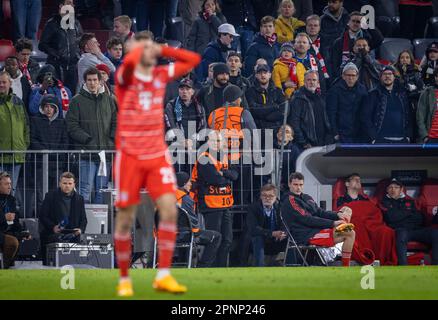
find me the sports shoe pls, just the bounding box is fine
[117,278,134,297]
[335,223,355,233]
[153,274,187,294]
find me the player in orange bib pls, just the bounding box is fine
[113,34,201,297]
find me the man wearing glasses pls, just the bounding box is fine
[246,184,287,267]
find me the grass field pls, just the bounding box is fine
[1,267,438,300]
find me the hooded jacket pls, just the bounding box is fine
[320,6,349,52]
[244,33,281,77]
[186,11,227,55]
[200,39,236,80]
[272,58,306,98]
[39,14,83,66]
[66,85,117,152]
[0,91,30,163]
[30,95,68,152]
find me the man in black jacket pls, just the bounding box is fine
[289,70,333,149]
[246,184,287,266]
[39,172,87,264]
[380,179,438,265]
[227,52,251,94]
[15,38,40,85]
[39,0,83,94]
[3,56,31,110]
[281,172,355,266]
[246,64,286,131]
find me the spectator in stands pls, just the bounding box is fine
[244,16,281,77]
[180,0,203,46]
[326,62,368,143]
[293,0,313,22]
[197,63,248,115]
[293,33,327,92]
[113,15,134,44]
[193,130,238,267]
[165,78,206,147]
[272,43,305,99]
[275,125,302,192]
[420,42,438,88]
[320,0,349,56]
[0,71,29,193]
[66,67,117,204]
[306,15,330,82]
[175,172,221,268]
[394,50,424,142]
[96,64,113,95]
[77,33,116,90]
[0,171,27,269]
[380,178,438,265]
[201,62,218,87]
[246,64,286,131]
[3,56,31,109]
[10,0,41,41]
[186,0,227,56]
[289,70,333,149]
[336,173,368,207]
[247,184,287,267]
[227,52,251,93]
[417,68,438,144]
[341,37,381,91]
[247,58,269,85]
[15,38,40,85]
[39,172,87,264]
[104,37,124,87]
[281,172,355,266]
[199,23,238,80]
[274,0,305,44]
[39,0,83,95]
[362,66,412,144]
[29,65,72,117]
[29,94,68,212]
[331,11,384,80]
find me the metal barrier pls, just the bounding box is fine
[0,149,297,218]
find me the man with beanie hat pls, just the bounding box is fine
[417,67,438,144]
[421,41,438,87]
[175,172,221,268]
[326,61,368,143]
[197,63,248,115]
[362,65,412,144]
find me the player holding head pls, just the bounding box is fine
[114,32,201,297]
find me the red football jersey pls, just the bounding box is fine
[115,46,201,159]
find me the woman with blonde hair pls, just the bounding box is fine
[274,0,305,44]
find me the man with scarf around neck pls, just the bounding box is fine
[330,11,383,81]
[293,33,327,93]
[288,70,333,149]
[244,16,281,77]
[380,179,438,265]
[417,68,438,144]
[281,172,355,266]
[3,56,31,110]
[305,15,330,81]
[420,42,438,88]
[15,38,40,85]
[0,71,30,194]
[28,64,73,117]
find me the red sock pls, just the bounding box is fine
[114,233,132,278]
[158,221,177,269]
[342,251,352,267]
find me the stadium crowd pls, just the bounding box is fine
[1,0,438,268]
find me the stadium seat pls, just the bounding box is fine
[417,178,438,227]
[376,16,394,37]
[0,39,16,62]
[424,16,438,38]
[413,38,438,60]
[1,0,13,41]
[17,218,40,258]
[392,16,401,38]
[378,38,413,63]
[79,17,102,30]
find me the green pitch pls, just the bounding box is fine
[1,267,438,300]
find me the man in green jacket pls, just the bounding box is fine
[0,71,30,194]
[66,67,117,204]
[417,68,438,144]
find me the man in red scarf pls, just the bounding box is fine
[15,38,40,85]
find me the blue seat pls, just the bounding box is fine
[378,38,413,63]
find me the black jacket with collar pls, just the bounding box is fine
[380,195,423,230]
[281,192,339,245]
[246,199,282,238]
[0,194,22,245]
[39,188,87,237]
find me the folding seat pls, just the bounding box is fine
[424,16,438,38]
[417,178,438,227]
[378,38,413,63]
[79,17,102,30]
[413,38,438,60]
[376,16,394,38]
[0,39,15,62]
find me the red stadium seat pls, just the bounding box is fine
[79,17,103,30]
[417,178,438,227]
[0,40,16,62]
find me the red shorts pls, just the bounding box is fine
[308,228,335,247]
[114,151,176,208]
